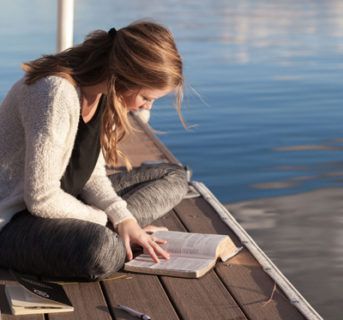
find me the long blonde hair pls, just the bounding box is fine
[22,20,184,169]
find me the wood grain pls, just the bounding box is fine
[47,282,112,320]
[174,198,305,320]
[154,212,247,320]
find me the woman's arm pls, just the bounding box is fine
[22,77,107,226]
[80,150,173,263]
[79,152,136,227]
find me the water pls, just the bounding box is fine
[1,1,343,318]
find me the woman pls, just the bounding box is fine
[0,20,188,280]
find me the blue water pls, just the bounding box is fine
[1,1,343,318]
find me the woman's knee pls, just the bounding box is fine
[81,225,126,280]
[0,214,127,280]
[155,163,188,185]
[133,164,189,225]
[162,164,189,197]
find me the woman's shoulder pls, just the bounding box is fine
[2,75,81,127]
[21,75,80,113]
[28,75,78,98]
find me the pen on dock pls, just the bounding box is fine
[116,304,151,320]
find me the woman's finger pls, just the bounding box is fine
[152,237,167,244]
[144,243,160,263]
[144,225,169,234]
[150,240,170,260]
[124,234,133,261]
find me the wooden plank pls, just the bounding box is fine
[174,198,305,320]
[130,116,180,164]
[117,136,166,168]
[101,264,180,320]
[102,210,247,320]
[101,211,180,320]
[154,211,248,320]
[0,268,44,320]
[116,115,169,168]
[47,281,112,320]
[161,272,247,320]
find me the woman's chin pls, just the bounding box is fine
[132,109,151,123]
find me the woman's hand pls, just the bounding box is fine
[143,224,169,234]
[116,218,170,263]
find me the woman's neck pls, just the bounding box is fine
[80,83,106,123]
[80,83,106,101]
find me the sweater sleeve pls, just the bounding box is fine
[79,152,136,227]
[21,77,108,226]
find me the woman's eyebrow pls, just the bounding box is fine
[142,95,156,100]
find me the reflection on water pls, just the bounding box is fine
[1,0,343,319]
[227,188,343,318]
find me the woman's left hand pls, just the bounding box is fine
[116,218,170,263]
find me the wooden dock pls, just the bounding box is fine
[0,114,321,320]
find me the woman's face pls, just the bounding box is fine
[122,88,172,112]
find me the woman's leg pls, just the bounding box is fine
[0,210,126,280]
[108,163,188,227]
[0,163,188,280]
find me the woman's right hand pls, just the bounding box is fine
[116,218,170,263]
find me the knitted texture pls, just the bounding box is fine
[0,76,134,231]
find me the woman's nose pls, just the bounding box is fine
[141,101,153,110]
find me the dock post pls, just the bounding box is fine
[57,0,74,52]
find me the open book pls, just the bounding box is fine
[124,230,242,278]
[5,271,73,315]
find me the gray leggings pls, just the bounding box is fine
[0,163,188,280]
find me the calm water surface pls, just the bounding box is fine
[1,1,343,318]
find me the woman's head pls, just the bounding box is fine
[22,20,184,169]
[109,20,183,95]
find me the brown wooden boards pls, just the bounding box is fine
[101,211,181,320]
[117,118,169,168]
[102,272,179,320]
[155,212,248,320]
[174,198,305,320]
[47,282,112,320]
[102,211,247,320]
[101,213,179,320]
[131,117,180,164]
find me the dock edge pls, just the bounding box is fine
[192,181,323,320]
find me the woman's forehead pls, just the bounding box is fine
[139,87,172,99]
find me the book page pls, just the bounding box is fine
[152,231,227,258]
[220,245,244,261]
[125,254,213,273]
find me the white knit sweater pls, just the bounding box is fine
[0,76,135,232]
